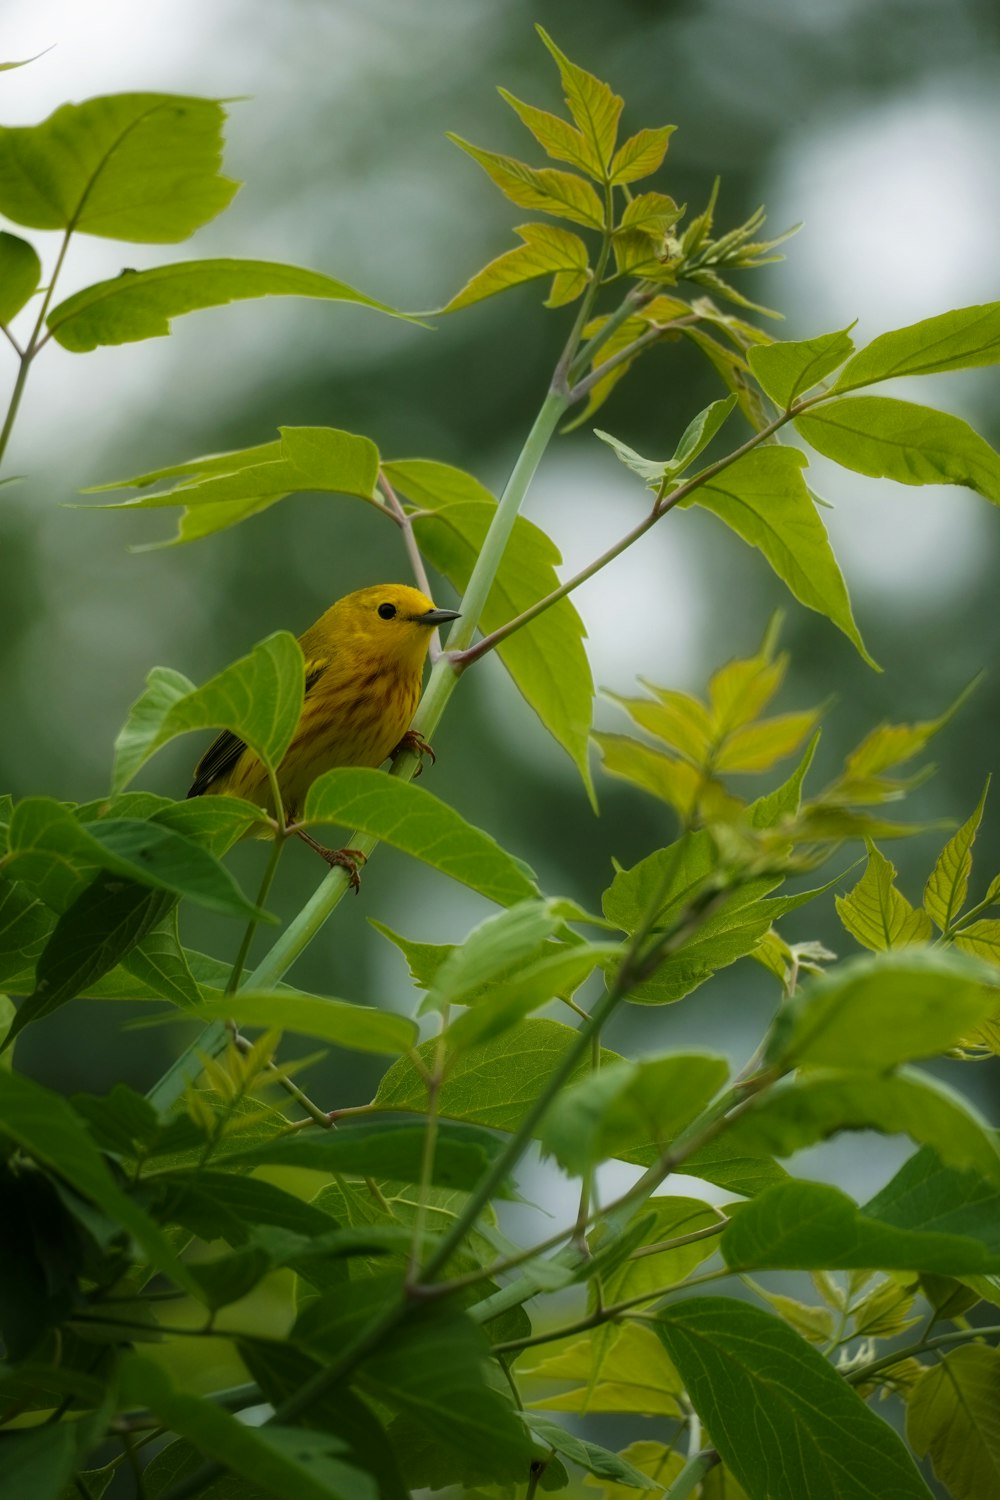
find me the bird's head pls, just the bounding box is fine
[334,584,461,667]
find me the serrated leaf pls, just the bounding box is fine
[420,899,563,1013]
[954,919,1000,966]
[747,326,855,409]
[907,1345,1000,1500]
[768,947,997,1069]
[723,1178,1000,1275]
[796,395,1000,505]
[593,733,741,822]
[304,767,537,906]
[679,446,877,668]
[536,27,623,167]
[539,1053,729,1174]
[0,231,41,324]
[449,135,605,228]
[834,302,1000,392]
[0,94,237,242]
[925,779,990,932]
[497,89,600,177]
[369,918,452,990]
[610,126,676,185]
[439,223,589,313]
[653,1299,934,1499]
[835,843,933,951]
[113,631,303,792]
[47,258,419,352]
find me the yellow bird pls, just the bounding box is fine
[188,583,460,883]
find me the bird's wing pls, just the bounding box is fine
[186,656,330,798]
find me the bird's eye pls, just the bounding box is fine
[377,602,397,620]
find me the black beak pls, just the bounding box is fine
[418,607,461,626]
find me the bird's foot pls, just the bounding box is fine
[391,730,436,778]
[294,830,367,891]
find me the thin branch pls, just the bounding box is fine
[378,469,438,616]
[663,1449,721,1499]
[0,324,23,357]
[846,1322,1000,1386]
[568,315,700,402]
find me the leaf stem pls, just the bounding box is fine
[846,1322,1000,1386]
[0,228,73,472]
[662,1449,721,1499]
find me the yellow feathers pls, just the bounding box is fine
[187,584,460,822]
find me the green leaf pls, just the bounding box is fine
[607,685,712,764]
[796,395,1000,505]
[594,1196,726,1305]
[954,919,1000,966]
[723,1178,1000,1274]
[214,1118,510,1193]
[294,1289,533,1483]
[113,630,304,792]
[119,1354,375,1500]
[444,942,616,1052]
[679,446,876,668]
[834,302,1000,392]
[0,1070,198,1292]
[439,223,589,313]
[369,919,453,990]
[0,877,53,985]
[304,767,538,906]
[420,899,564,1013]
[521,1321,683,1417]
[188,989,417,1055]
[925,779,990,932]
[144,1441,272,1499]
[835,843,933,950]
[653,1299,934,1499]
[539,1053,729,1174]
[747,326,855,408]
[523,1413,658,1489]
[727,1069,1000,1185]
[123,915,202,1008]
[5,798,271,920]
[595,398,736,489]
[747,732,820,828]
[90,426,380,548]
[0,232,41,324]
[48,259,419,352]
[0,1425,77,1499]
[393,469,594,800]
[375,1017,782,1195]
[609,126,676,185]
[448,135,605,228]
[907,1345,1000,1500]
[536,27,623,168]
[5,878,175,1047]
[497,89,600,177]
[0,94,237,242]
[767,948,998,1069]
[593,733,742,823]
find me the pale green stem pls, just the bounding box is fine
[663,1450,720,1499]
[846,1322,1000,1386]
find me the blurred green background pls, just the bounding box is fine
[3,0,999,1218]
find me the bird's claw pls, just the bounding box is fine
[294,829,367,891]
[391,730,437,778]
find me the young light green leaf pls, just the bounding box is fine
[768,947,997,1070]
[538,1053,729,1175]
[610,126,676,185]
[747,326,855,409]
[448,135,605,228]
[680,446,877,668]
[438,223,589,314]
[728,1069,1000,1185]
[595,399,737,492]
[925,779,990,932]
[187,990,417,1055]
[653,1298,935,1500]
[594,733,742,823]
[402,488,594,801]
[521,1322,684,1417]
[496,89,599,177]
[618,190,683,238]
[907,1345,1000,1500]
[303,768,538,906]
[954,919,1000,966]
[113,630,304,792]
[0,1069,199,1292]
[796,396,1000,505]
[0,231,41,324]
[119,1355,374,1500]
[723,1178,1000,1275]
[536,27,623,168]
[834,302,1000,392]
[0,94,237,242]
[835,843,933,950]
[48,259,421,352]
[610,684,713,764]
